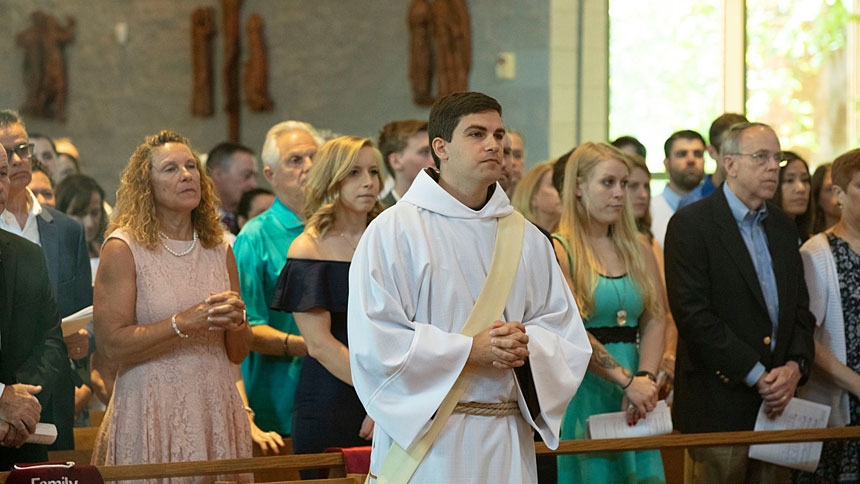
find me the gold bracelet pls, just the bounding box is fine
[282,333,290,356]
[243,405,255,419]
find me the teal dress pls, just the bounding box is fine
[554,237,666,483]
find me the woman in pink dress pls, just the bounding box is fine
[92,130,252,482]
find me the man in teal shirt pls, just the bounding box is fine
[234,120,323,437]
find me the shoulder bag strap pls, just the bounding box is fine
[373,211,526,484]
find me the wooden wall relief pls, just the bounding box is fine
[408,0,433,106]
[222,0,241,141]
[17,11,76,123]
[243,14,273,112]
[191,7,216,117]
[408,0,471,106]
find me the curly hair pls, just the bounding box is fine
[108,130,223,250]
[303,136,384,238]
[557,142,662,320]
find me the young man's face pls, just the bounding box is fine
[392,130,433,186]
[434,110,506,190]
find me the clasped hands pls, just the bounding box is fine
[177,291,247,334]
[756,361,801,419]
[469,320,529,370]
[0,384,42,448]
[623,375,658,425]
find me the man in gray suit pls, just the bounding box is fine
[0,109,89,451]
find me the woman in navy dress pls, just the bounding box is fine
[272,136,383,470]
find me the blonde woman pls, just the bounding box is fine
[511,161,562,233]
[271,136,381,468]
[553,142,666,483]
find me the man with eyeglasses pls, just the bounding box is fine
[233,121,322,444]
[0,139,67,470]
[664,122,815,483]
[0,109,91,451]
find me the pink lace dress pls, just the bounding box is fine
[92,229,252,483]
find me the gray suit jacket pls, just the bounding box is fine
[35,206,91,450]
[36,206,92,318]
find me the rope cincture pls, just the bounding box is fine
[452,401,520,417]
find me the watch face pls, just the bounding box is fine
[794,358,808,375]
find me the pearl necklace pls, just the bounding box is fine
[159,231,198,257]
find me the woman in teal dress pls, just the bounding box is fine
[552,142,667,483]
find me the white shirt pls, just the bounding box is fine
[0,188,42,246]
[348,170,592,483]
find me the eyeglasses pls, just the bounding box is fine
[728,151,788,166]
[4,143,34,161]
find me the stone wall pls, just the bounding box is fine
[0,0,553,200]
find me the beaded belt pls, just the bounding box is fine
[590,326,637,344]
[452,401,520,417]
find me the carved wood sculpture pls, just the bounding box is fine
[243,14,273,112]
[191,7,216,117]
[449,0,471,88]
[408,0,471,106]
[16,11,75,123]
[222,0,241,141]
[408,0,433,106]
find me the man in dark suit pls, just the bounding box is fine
[0,110,88,451]
[665,122,815,483]
[0,148,68,469]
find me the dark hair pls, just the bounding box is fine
[627,153,653,237]
[552,147,575,193]
[611,135,646,158]
[663,130,706,159]
[810,163,832,234]
[206,141,255,173]
[30,157,47,174]
[237,187,274,221]
[0,109,24,129]
[709,113,748,154]
[54,174,108,242]
[378,120,428,176]
[772,152,812,241]
[428,92,502,167]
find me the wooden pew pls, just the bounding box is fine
[5,427,858,484]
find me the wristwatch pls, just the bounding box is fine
[789,357,809,380]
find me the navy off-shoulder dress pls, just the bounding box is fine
[271,258,367,455]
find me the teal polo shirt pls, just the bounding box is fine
[234,198,304,435]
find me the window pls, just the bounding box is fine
[610,0,859,174]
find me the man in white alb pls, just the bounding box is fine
[348,91,592,483]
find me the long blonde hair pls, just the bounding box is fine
[511,161,554,225]
[303,136,384,237]
[557,142,661,319]
[109,130,223,250]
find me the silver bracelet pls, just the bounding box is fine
[171,313,190,339]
